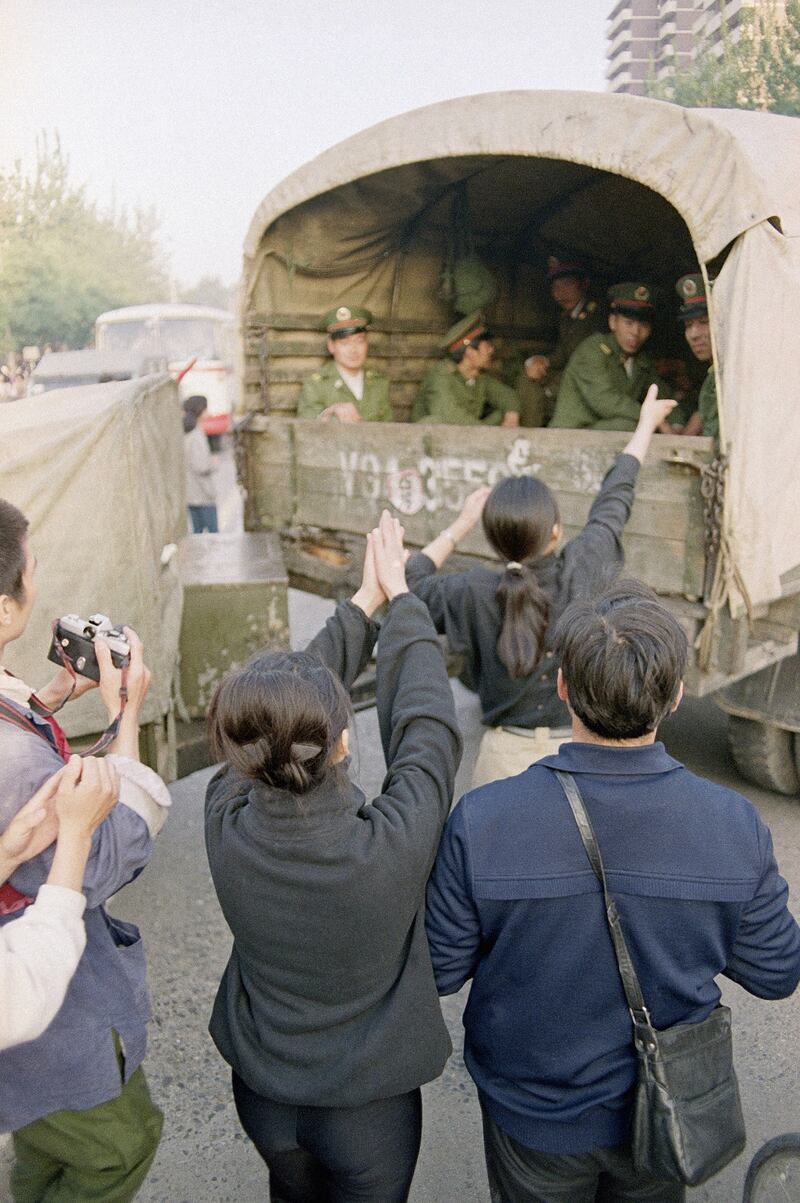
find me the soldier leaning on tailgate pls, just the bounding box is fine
[516,258,607,428]
[549,283,677,433]
[413,313,520,427]
[674,273,719,444]
[297,306,393,423]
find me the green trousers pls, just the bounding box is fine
[10,1063,162,1203]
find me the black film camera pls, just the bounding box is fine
[48,613,131,683]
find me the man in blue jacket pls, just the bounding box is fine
[426,581,800,1202]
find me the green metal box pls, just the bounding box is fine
[177,532,289,719]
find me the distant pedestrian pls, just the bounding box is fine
[183,395,219,533]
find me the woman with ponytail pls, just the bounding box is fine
[407,387,676,787]
[204,511,461,1203]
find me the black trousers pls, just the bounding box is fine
[482,1109,685,1203]
[232,1071,422,1203]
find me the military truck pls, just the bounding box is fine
[234,90,800,794]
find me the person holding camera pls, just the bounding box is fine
[205,510,462,1203]
[0,756,119,1051]
[0,498,170,1203]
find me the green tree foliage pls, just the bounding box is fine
[179,275,235,311]
[0,136,169,355]
[647,1,800,116]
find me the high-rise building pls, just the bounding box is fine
[606,1,785,93]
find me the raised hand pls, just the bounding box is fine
[372,510,409,602]
[350,532,387,617]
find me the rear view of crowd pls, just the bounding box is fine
[0,358,795,1202]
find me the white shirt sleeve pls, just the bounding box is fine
[105,755,172,839]
[0,884,87,1051]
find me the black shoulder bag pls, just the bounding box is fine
[555,769,746,1187]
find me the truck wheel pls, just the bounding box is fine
[728,717,800,796]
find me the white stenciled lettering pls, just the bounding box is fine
[360,453,381,500]
[339,450,361,499]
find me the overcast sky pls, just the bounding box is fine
[1,1,608,288]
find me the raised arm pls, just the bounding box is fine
[621,387,677,462]
[368,511,462,844]
[564,389,677,577]
[304,534,383,688]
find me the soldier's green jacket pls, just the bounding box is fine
[413,361,518,425]
[297,361,393,421]
[515,300,608,426]
[698,365,719,443]
[548,299,608,373]
[549,332,668,431]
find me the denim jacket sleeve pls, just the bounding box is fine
[0,721,155,910]
[425,797,482,995]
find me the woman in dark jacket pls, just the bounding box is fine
[406,389,675,787]
[204,511,462,1203]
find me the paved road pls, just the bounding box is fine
[3,589,799,1201]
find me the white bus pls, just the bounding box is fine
[94,303,236,434]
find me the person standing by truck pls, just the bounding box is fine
[425,580,800,1203]
[183,394,220,533]
[205,512,461,1203]
[407,389,676,787]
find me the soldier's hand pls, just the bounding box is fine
[320,401,362,423]
[524,356,549,381]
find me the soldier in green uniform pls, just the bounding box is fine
[516,258,607,427]
[413,313,519,426]
[297,306,393,422]
[549,283,672,431]
[673,273,719,443]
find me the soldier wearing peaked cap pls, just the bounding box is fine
[413,312,519,426]
[674,273,719,443]
[516,258,607,427]
[297,305,393,422]
[549,283,674,431]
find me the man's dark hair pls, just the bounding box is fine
[553,579,687,740]
[0,499,29,601]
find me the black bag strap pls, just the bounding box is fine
[554,769,654,1031]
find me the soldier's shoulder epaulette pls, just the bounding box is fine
[599,342,612,355]
[587,301,597,313]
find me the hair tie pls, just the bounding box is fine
[506,561,523,573]
[290,742,323,763]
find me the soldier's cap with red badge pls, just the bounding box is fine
[675,273,708,322]
[608,282,655,319]
[322,305,373,339]
[546,256,589,282]
[440,311,490,354]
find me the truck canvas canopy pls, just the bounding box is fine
[241,90,800,613]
